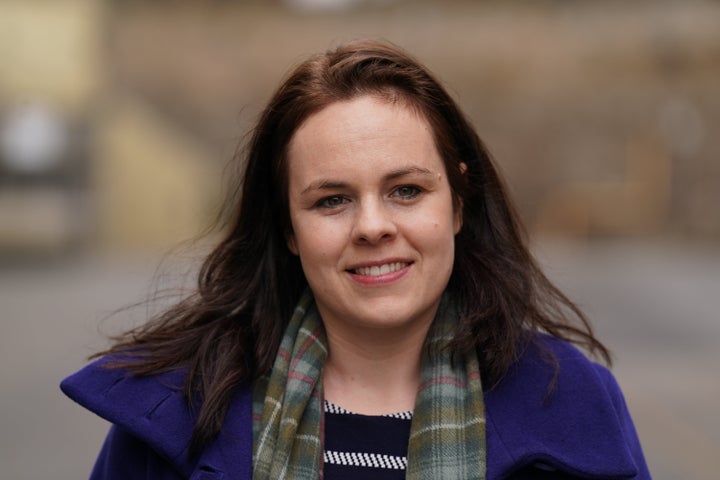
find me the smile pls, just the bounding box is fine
[351,262,410,277]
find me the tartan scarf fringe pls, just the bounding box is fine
[252,291,486,479]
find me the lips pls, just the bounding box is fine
[351,261,410,277]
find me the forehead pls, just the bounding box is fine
[286,96,443,183]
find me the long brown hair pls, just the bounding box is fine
[101,40,610,453]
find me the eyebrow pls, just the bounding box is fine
[300,166,435,195]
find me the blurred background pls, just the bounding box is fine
[1,0,718,478]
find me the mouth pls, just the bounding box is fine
[349,261,411,277]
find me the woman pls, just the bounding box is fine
[62,40,650,479]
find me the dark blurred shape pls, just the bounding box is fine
[0,103,91,257]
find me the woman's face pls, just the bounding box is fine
[286,95,461,338]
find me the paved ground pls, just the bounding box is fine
[1,239,718,479]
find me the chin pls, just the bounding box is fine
[354,302,436,330]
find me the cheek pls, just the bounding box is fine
[294,222,344,264]
[417,202,457,238]
[412,218,455,252]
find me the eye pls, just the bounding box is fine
[317,195,348,209]
[393,185,422,199]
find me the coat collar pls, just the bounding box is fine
[60,359,253,479]
[61,336,643,479]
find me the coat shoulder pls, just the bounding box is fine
[61,357,197,474]
[485,333,651,479]
[60,356,254,478]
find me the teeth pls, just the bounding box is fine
[355,262,407,276]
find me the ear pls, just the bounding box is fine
[286,230,299,255]
[453,203,463,235]
[453,162,467,234]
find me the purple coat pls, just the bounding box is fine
[61,336,650,479]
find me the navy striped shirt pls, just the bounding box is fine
[323,400,413,480]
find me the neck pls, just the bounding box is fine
[322,320,431,415]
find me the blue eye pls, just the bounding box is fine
[394,185,421,199]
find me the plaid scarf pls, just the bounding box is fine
[252,290,486,479]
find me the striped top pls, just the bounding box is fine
[323,400,413,480]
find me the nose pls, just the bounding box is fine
[351,197,398,245]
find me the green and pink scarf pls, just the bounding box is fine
[252,290,486,479]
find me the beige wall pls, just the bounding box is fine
[0,0,218,252]
[0,0,101,113]
[93,97,218,249]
